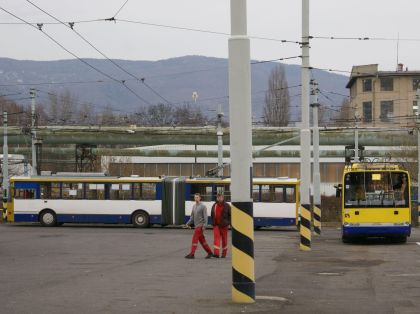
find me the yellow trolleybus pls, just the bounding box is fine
[340,163,411,242]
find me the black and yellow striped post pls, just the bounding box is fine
[300,204,311,251]
[231,202,255,303]
[313,205,321,235]
[2,198,7,222]
[418,203,420,227]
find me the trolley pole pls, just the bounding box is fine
[217,104,224,177]
[229,0,255,303]
[355,110,359,162]
[2,111,8,222]
[30,88,37,176]
[299,0,312,251]
[310,80,321,235]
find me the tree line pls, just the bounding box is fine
[1,65,347,127]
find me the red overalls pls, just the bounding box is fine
[213,203,228,257]
[190,226,212,255]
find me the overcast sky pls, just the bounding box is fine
[1,0,419,72]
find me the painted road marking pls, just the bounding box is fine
[387,273,420,277]
[317,272,342,276]
[256,296,289,302]
[416,242,420,246]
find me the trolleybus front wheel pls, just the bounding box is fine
[39,209,57,227]
[132,210,150,228]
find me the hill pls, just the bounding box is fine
[0,56,349,123]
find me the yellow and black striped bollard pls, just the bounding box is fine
[231,202,255,303]
[300,204,311,251]
[313,205,321,235]
[2,199,7,222]
[418,203,420,226]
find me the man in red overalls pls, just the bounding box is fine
[184,193,213,259]
[211,193,231,258]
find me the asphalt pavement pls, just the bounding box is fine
[1,223,419,314]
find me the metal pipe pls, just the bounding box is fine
[2,111,8,221]
[300,0,312,251]
[0,147,414,159]
[0,127,416,146]
[229,0,255,303]
[311,80,321,235]
[30,88,37,176]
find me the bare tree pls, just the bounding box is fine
[78,103,98,125]
[173,104,206,126]
[100,105,117,126]
[147,103,174,126]
[47,90,78,124]
[263,65,290,126]
[335,98,353,126]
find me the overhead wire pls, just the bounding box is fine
[113,0,129,18]
[0,5,152,106]
[310,35,420,42]
[24,0,162,105]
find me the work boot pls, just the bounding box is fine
[205,253,212,259]
[221,255,226,258]
[185,254,195,259]
[212,254,219,258]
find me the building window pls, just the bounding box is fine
[380,78,393,91]
[414,101,419,116]
[380,101,394,122]
[413,78,420,91]
[362,79,372,92]
[363,101,372,123]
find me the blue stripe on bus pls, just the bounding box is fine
[254,217,296,227]
[14,214,162,225]
[14,214,39,222]
[183,216,296,227]
[343,225,411,237]
[14,213,296,227]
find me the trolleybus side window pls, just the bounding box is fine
[133,183,156,200]
[285,186,296,203]
[14,188,36,199]
[259,184,295,203]
[87,183,105,200]
[252,185,261,202]
[62,182,84,200]
[40,182,61,199]
[109,183,132,200]
[189,184,213,201]
[215,185,231,202]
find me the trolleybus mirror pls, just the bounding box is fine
[334,184,342,198]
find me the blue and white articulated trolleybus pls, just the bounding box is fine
[7,175,300,228]
[339,163,411,242]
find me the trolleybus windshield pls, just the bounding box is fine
[344,171,409,208]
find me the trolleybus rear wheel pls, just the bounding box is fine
[39,209,57,227]
[132,210,150,228]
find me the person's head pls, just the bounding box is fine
[194,193,201,203]
[216,193,224,203]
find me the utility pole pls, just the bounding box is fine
[30,88,37,176]
[299,0,311,251]
[229,0,255,303]
[217,104,224,177]
[310,80,321,235]
[2,111,8,222]
[417,87,420,226]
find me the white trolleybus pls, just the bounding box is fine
[7,175,299,228]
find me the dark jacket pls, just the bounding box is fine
[211,202,231,227]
